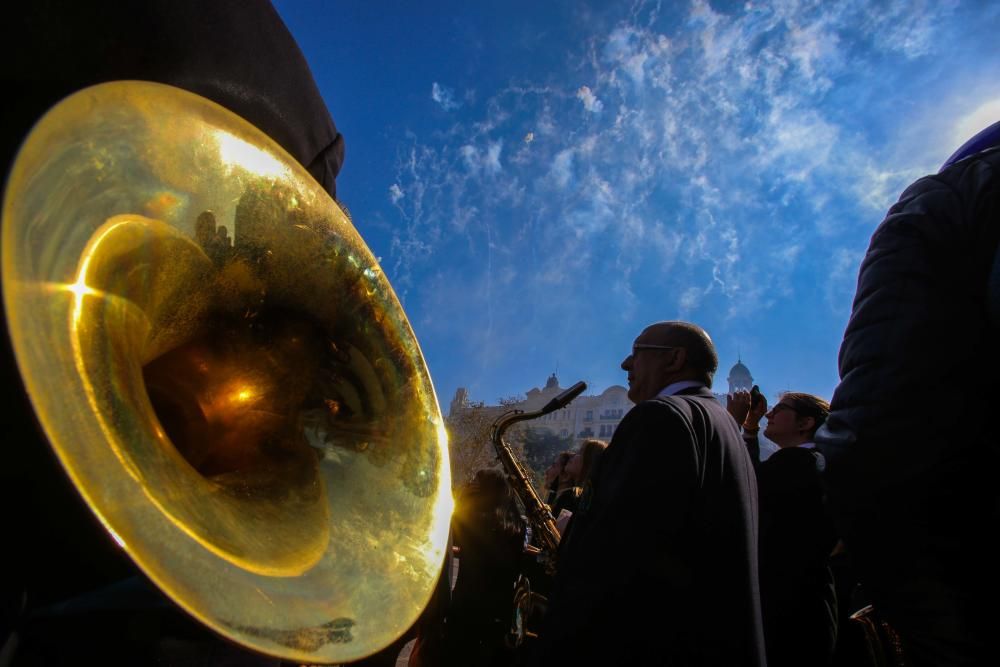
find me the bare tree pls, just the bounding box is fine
[447,396,531,487]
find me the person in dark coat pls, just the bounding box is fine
[744,391,838,667]
[815,122,1000,666]
[534,321,765,667]
[443,468,526,667]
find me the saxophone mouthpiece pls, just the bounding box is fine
[542,381,587,414]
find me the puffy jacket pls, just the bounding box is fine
[815,147,1000,663]
[817,146,1000,529]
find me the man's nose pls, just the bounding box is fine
[621,356,631,370]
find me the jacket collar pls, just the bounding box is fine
[655,380,709,399]
[674,385,715,399]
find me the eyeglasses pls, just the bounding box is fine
[629,344,679,358]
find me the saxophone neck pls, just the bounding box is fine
[490,408,539,444]
[489,380,587,442]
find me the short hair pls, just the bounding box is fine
[661,321,719,387]
[780,392,830,439]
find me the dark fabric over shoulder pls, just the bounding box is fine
[820,149,1000,512]
[817,147,1000,665]
[2,0,344,198]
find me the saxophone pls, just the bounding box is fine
[489,381,587,647]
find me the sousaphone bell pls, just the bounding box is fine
[1,81,452,664]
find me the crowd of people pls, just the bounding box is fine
[440,117,1000,667]
[448,254,996,667]
[449,118,1000,663]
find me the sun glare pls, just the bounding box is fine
[65,218,134,328]
[952,97,1000,151]
[213,131,290,180]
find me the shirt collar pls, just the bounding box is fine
[655,380,706,399]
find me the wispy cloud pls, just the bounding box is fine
[951,97,1000,154]
[826,245,866,317]
[431,81,461,111]
[389,183,404,203]
[550,149,574,187]
[376,0,990,399]
[576,85,604,113]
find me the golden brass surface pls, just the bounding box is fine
[2,81,452,663]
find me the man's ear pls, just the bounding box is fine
[798,415,816,436]
[667,347,688,372]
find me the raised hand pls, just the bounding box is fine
[745,385,767,430]
[727,389,751,427]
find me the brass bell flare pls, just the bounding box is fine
[2,81,452,664]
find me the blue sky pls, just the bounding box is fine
[273,0,1000,409]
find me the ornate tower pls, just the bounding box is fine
[449,387,469,417]
[727,358,754,393]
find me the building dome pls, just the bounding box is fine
[545,373,560,389]
[727,360,753,392]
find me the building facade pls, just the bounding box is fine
[450,359,776,455]
[449,374,631,447]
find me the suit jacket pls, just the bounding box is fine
[536,386,765,666]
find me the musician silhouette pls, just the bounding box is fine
[535,321,765,666]
[443,468,526,667]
